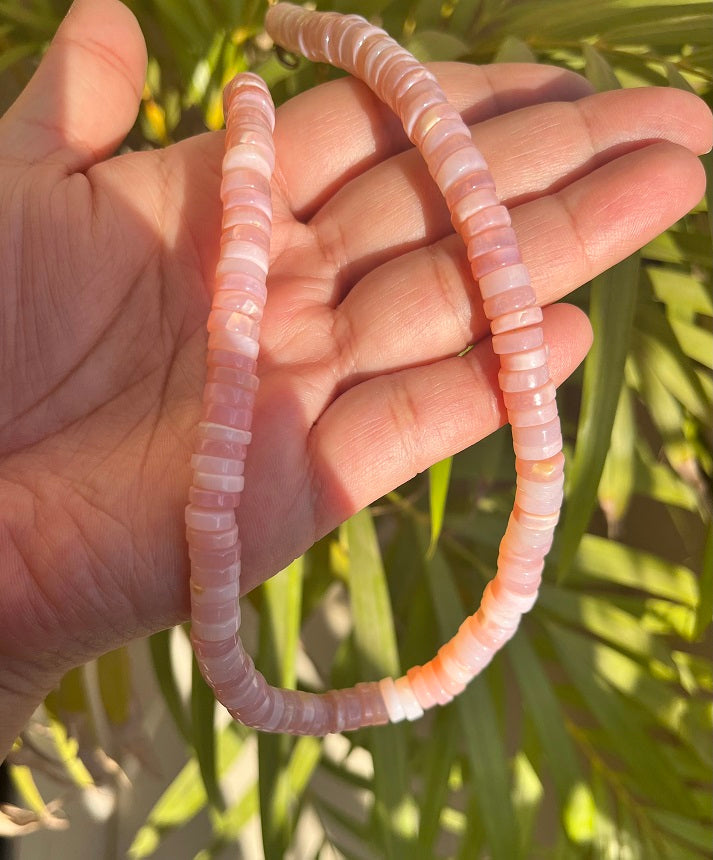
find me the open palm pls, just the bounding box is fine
[0,0,710,753]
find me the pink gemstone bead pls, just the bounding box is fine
[499,346,549,372]
[503,381,556,412]
[189,486,242,509]
[478,263,531,300]
[509,399,559,427]
[192,471,246,493]
[498,365,551,392]
[490,306,543,335]
[483,285,536,319]
[185,505,236,531]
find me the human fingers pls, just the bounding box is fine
[330,140,705,378]
[0,0,146,171]
[310,86,712,301]
[274,62,594,219]
[309,303,592,525]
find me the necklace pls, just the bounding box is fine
[186,3,564,735]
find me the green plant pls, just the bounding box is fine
[2,1,711,857]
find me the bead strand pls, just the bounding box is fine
[188,5,565,735]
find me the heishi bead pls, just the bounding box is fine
[490,305,543,334]
[503,381,556,411]
[394,676,424,720]
[185,505,236,531]
[483,285,536,319]
[500,346,549,372]
[379,677,406,722]
[407,665,438,709]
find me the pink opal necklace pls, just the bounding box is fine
[186,3,564,735]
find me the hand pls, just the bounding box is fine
[0,0,710,754]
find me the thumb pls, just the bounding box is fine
[0,0,147,172]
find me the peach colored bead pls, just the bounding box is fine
[418,661,454,705]
[212,291,264,320]
[407,666,438,709]
[437,641,473,685]
[431,657,466,697]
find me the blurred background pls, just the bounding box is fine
[1,1,711,858]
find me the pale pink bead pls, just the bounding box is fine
[452,622,495,671]
[467,227,518,264]
[498,365,551,392]
[472,245,523,280]
[207,329,259,360]
[186,523,240,550]
[189,543,240,570]
[414,108,463,152]
[451,188,501,229]
[222,223,270,250]
[212,290,264,321]
[222,143,274,178]
[214,271,267,301]
[220,239,269,274]
[194,437,247,461]
[478,263,531,300]
[428,132,476,176]
[435,148,489,194]
[490,306,543,335]
[192,471,246,493]
[197,421,251,445]
[220,179,272,215]
[343,22,383,68]
[185,504,236,531]
[201,402,253,430]
[497,549,545,580]
[216,260,266,290]
[492,324,543,354]
[190,454,245,476]
[190,580,240,606]
[189,486,242,509]
[462,204,511,238]
[509,400,559,428]
[490,578,539,614]
[399,79,446,138]
[468,612,518,650]
[222,206,271,236]
[191,560,241,588]
[195,642,244,685]
[203,382,257,410]
[516,451,565,481]
[513,436,563,462]
[514,504,561,531]
[207,311,260,342]
[260,693,287,732]
[191,596,238,627]
[503,381,556,412]
[500,346,548,372]
[504,515,555,554]
[207,349,257,374]
[192,613,238,643]
[436,641,473,685]
[445,172,496,209]
[483,285,536,319]
[206,366,259,390]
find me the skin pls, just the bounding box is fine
[0,0,710,759]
